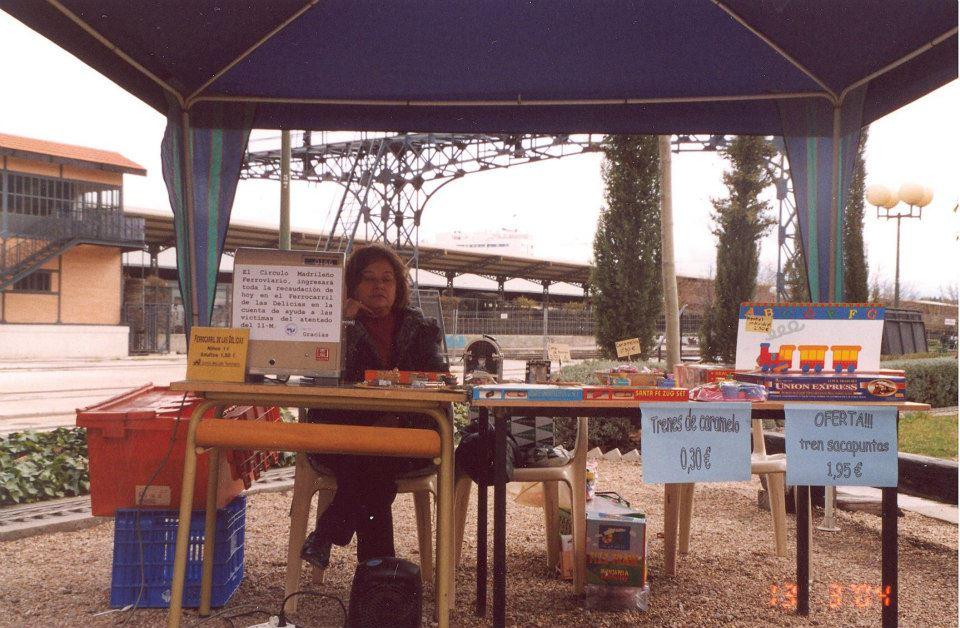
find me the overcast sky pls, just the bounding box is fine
[1,11,957,299]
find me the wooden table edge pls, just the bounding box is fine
[169,379,468,403]
[470,398,930,412]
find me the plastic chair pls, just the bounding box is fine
[285,453,437,612]
[677,418,788,557]
[454,416,591,593]
[750,418,788,556]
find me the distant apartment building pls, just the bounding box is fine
[432,228,535,257]
[0,132,146,359]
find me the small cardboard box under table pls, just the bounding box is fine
[559,493,647,588]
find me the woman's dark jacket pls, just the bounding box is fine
[342,305,446,383]
[307,306,447,429]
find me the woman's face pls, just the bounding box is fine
[355,258,397,317]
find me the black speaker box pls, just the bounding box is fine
[347,557,422,628]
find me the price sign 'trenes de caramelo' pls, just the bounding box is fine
[640,402,752,483]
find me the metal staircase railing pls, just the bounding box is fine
[1,235,76,289]
[1,210,145,290]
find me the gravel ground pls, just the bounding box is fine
[0,460,956,627]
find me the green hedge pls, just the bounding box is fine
[550,360,657,452]
[881,357,958,409]
[555,359,666,386]
[0,428,89,506]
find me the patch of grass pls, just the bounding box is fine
[899,412,958,460]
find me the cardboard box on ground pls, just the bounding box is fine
[559,493,647,589]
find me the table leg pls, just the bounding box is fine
[199,446,221,616]
[663,484,680,577]
[424,407,454,628]
[881,487,898,627]
[493,411,507,627]
[678,483,695,555]
[167,400,217,628]
[476,407,489,617]
[796,486,810,616]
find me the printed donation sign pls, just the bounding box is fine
[640,402,751,483]
[233,262,342,342]
[186,327,250,382]
[231,248,345,378]
[785,405,898,487]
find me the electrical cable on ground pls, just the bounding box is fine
[187,603,272,626]
[277,590,347,627]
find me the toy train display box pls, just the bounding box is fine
[755,342,863,374]
[735,303,885,373]
[734,370,906,401]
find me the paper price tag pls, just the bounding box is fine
[548,343,571,361]
[745,313,773,333]
[785,404,898,487]
[640,402,752,483]
[615,338,641,358]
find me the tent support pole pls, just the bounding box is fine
[181,110,199,331]
[828,106,841,301]
[280,130,292,250]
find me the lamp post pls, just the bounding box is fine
[865,183,934,307]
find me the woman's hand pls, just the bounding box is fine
[344,297,373,320]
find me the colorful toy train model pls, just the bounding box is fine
[756,343,862,373]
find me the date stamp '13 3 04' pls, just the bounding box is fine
[770,582,892,610]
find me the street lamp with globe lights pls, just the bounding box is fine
[865,182,934,306]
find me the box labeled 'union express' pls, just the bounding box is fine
[734,371,905,401]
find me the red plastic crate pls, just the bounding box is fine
[76,384,281,516]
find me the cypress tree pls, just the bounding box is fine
[843,128,870,302]
[783,252,811,302]
[591,135,663,359]
[700,136,776,363]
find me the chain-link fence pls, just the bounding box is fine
[442,304,703,338]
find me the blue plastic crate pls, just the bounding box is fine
[110,494,245,608]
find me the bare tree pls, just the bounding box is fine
[870,276,921,304]
[938,282,958,304]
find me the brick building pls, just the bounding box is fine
[0,132,145,359]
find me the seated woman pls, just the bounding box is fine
[301,243,447,568]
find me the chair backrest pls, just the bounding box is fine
[571,417,590,462]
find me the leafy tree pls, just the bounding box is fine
[591,135,663,359]
[844,127,870,301]
[783,252,810,301]
[700,136,776,362]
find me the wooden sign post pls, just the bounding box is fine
[547,343,571,368]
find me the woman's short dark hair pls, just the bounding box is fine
[344,243,410,312]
